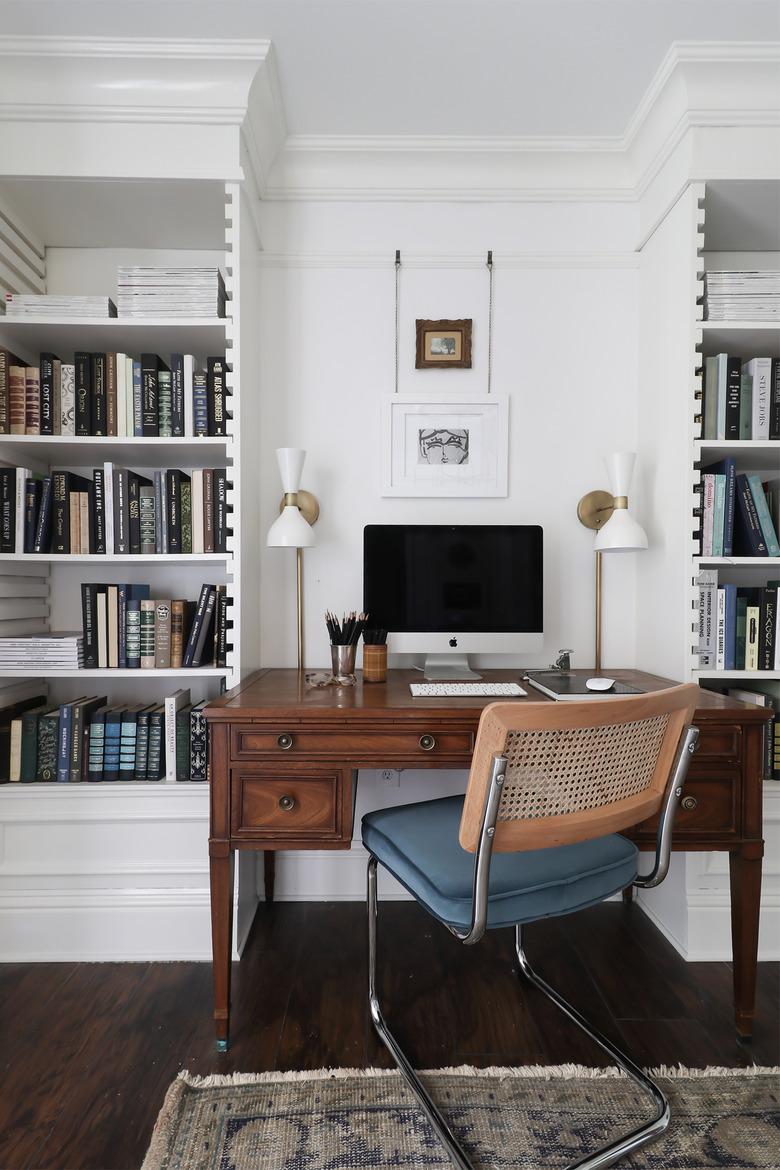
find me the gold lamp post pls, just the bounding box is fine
[577,452,648,673]
[266,448,320,673]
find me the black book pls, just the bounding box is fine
[170,353,185,437]
[52,471,91,554]
[90,353,107,436]
[23,478,42,554]
[102,709,124,782]
[127,472,152,555]
[33,475,53,553]
[213,468,229,553]
[759,588,777,671]
[189,701,208,781]
[91,468,106,555]
[39,352,59,436]
[733,474,769,556]
[0,695,47,782]
[182,583,216,667]
[215,586,230,668]
[166,469,190,554]
[141,353,168,437]
[112,467,130,554]
[207,356,228,437]
[81,582,99,668]
[0,467,15,553]
[74,351,92,436]
[771,358,780,441]
[147,706,165,781]
[725,356,741,441]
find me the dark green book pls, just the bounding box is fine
[20,704,54,782]
[36,709,60,781]
[175,704,192,781]
[134,706,152,780]
[147,706,165,782]
[180,477,192,555]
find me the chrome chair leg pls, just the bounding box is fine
[367,856,475,1170]
[514,924,670,1170]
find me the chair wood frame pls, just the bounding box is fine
[366,685,701,1169]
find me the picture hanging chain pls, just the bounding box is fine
[486,249,493,394]
[394,249,401,394]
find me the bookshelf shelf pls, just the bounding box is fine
[0,317,229,363]
[0,667,227,678]
[698,322,780,357]
[1,780,208,795]
[0,435,228,464]
[694,557,780,568]
[694,670,780,681]
[0,553,232,564]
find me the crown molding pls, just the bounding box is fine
[0,35,273,59]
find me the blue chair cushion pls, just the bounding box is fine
[362,795,638,932]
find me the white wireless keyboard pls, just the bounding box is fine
[409,682,527,697]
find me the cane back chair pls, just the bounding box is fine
[362,684,700,1170]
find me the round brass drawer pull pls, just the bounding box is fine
[278,794,296,812]
[419,734,436,751]
[681,795,698,811]
[277,733,294,750]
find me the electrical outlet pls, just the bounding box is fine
[379,768,400,786]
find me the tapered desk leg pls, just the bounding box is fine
[209,839,234,1052]
[264,851,276,903]
[729,842,763,1040]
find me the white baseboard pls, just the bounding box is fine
[639,890,780,961]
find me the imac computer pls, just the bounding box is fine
[363,524,543,680]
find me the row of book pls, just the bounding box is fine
[0,465,230,556]
[701,354,780,440]
[725,688,779,781]
[0,687,208,783]
[81,582,230,670]
[696,460,779,558]
[0,349,229,438]
[696,572,778,671]
[4,294,117,318]
[703,271,780,321]
[117,267,226,318]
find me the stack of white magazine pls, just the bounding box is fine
[0,633,84,669]
[704,271,780,320]
[116,267,226,318]
[4,294,117,318]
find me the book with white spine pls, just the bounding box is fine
[164,688,191,783]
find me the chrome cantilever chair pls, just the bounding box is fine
[362,684,700,1170]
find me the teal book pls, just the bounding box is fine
[119,706,140,780]
[746,475,780,557]
[103,710,122,781]
[712,474,726,557]
[87,707,108,782]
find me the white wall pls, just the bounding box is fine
[254,198,644,898]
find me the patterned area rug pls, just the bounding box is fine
[142,1065,780,1170]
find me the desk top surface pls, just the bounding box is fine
[205,668,769,724]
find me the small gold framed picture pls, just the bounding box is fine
[415,319,472,369]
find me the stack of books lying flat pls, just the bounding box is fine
[4,294,117,318]
[116,267,226,318]
[0,633,84,669]
[704,271,780,320]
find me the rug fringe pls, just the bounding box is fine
[140,1076,188,1170]
[178,1062,780,1091]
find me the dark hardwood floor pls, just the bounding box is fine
[1,900,777,1170]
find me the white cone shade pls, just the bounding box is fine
[593,450,648,552]
[266,447,316,548]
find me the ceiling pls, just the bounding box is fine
[0,0,777,139]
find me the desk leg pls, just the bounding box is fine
[209,839,234,1052]
[729,842,763,1040]
[264,851,276,903]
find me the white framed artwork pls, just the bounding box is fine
[382,395,508,497]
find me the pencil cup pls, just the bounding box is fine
[330,643,357,685]
[363,643,387,683]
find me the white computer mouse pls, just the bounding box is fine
[585,677,615,692]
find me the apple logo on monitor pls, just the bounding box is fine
[449,637,458,647]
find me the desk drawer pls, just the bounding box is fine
[635,772,738,838]
[231,726,473,760]
[694,725,741,762]
[231,768,352,844]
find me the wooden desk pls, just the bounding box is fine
[205,668,769,1049]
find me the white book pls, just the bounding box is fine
[774,587,780,672]
[747,357,772,439]
[14,467,31,554]
[103,462,115,555]
[96,591,108,669]
[116,352,127,438]
[746,606,760,670]
[61,363,76,435]
[715,588,726,670]
[125,356,135,437]
[191,468,204,554]
[164,688,191,783]
[183,354,195,437]
[696,570,718,669]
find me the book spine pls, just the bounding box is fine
[154,600,172,669]
[0,468,13,553]
[87,713,105,782]
[132,360,143,437]
[24,367,40,435]
[52,471,69,554]
[119,714,137,780]
[176,707,191,781]
[771,358,780,441]
[117,584,128,669]
[164,693,185,783]
[139,486,156,554]
[746,606,760,669]
[182,584,213,667]
[723,583,737,671]
[216,587,229,668]
[91,352,106,435]
[158,369,173,438]
[126,600,141,668]
[715,588,726,670]
[141,353,160,437]
[181,478,192,555]
[193,372,208,437]
[153,471,163,554]
[183,354,195,437]
[712,475,725,558]
[113,469,129,554]
[140,599,156,668]
[203,469,214,552]
[170,600,185,669]
[751,357,772,440]
[33,475,53,553]
[134,714,150,781]
[166,470,182,553]
[734,474,768,556]
[746,474,780,557]
[106,353,117,436]
[36,712,59,781]
[0,350,9,434]
[92,468,106,554]
[192,587,217,667]
[20,710,40,782]
[207,356,227,437]
[715,353,727,439]
[724,356,741,441]
[39,352,57,436]
[81,582,98,668]
[760,588,777,672]
[69,492,80,555]
[128,474,141,555]
[103,714,122,782]
[115,352,126,438]
[74,351,92,436]
[147,712,164,781]
[171,354,185,436]
[23,479,39,554]
[701,474,714,557]
[56,703,73,783]
[9,365,26,434]
[190,706,208,781]
[69,703,86,783]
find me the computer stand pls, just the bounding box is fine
[422,654,482,681]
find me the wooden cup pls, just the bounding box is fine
[362,643,387,683]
